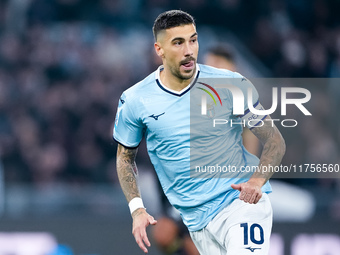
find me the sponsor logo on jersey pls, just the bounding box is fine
[149,112,165,120]
[245,247,261,252]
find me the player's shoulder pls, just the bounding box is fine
[198,64,240,78]
[198,64,255,93]
[121,70,156,100]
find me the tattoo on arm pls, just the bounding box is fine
[131,208,145,218]
[116,144,140,202]
[251,116,286,181]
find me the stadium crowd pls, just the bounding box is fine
[0,0,339,212]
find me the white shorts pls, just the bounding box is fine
[190,193,272,255]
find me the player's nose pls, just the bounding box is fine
[183,42,193,57]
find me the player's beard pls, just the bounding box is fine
[170,57,196,81]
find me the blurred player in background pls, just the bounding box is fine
[204,44,260,156]
[114,10,285,254]
[204,45,236,72]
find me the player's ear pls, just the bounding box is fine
[154,42,164,58]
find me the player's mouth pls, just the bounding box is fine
[180,58,195,71]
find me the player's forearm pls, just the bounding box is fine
[250,117,286,185]
[254,131,285,182]
[116,144,141,202]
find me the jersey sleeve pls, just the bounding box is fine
[233,72,267,129]
[113,93,143,148]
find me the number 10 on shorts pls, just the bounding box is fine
[240,223,264,245]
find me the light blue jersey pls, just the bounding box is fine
[113,64,272,231]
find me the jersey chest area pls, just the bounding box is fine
[140,92,238,143]
[142,95,190,138]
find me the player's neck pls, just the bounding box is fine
[159,67,194,92]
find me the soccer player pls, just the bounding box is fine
[151,45,261,255]
[114,10,286,255]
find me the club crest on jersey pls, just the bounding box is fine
[197,82,223,115]
[196,82,222,118]
[206,102,215,118]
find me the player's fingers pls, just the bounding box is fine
[254,192,262,204]
[249,192,258,204]
[141,228,151,247]
[133,226,149,253]
[244,192,253,203]
[239,191,246,200]
[231,183,241,191]
[142,229,151,246]
[135,233,148,253]
[239,192,246,200]
[149,216,157,225]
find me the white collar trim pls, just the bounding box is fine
[155,64,200,95]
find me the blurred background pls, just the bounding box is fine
[0,0,339,254]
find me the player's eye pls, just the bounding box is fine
[174,41,182,46]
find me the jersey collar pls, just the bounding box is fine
[155,64,200,97]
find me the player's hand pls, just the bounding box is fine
[132,208,157,253]
[231,179,264,204]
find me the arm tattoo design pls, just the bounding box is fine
[251,116,286,181]
[131,208,145,218]
[116,144,140,202]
